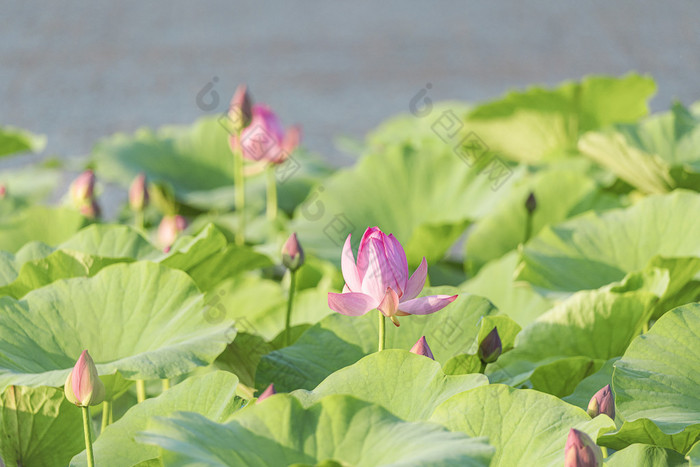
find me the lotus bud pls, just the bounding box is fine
[64,350,105,407]
[158,215,187,249]
[565,429,603,467]
[70,170,96,206]
[0,184,6,198]
[525,192,537,214]
[257,383,276,403]
[281,233,305,272]
[79,199,101,219]
[478,327,502,364]
[129,173,149,212]
[587,384,615,419]
[229,84,253,133]
[409,336,435,360]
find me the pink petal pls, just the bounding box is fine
[384,234,409,295]
[398,294,457,315]
[356,227,381,275]
[403,257,428,301]
[361,238,395,302]
[378,288,400,318]
[282,125,302,155]
[328,292,378,316]
[341,235,362,292]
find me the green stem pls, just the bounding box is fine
[100,401,111,433]
[601,446,608,459]
[136,379,146,403]
[479,360,488,374]
[135,211,145,231]
[266,167,278,223]
[162,378,171,392]
[81,406,95,467]
[642,320,649,334]
[233,140,246,246]
[284,271,297,346]
[377,311,386,352]
[524,211,533,243]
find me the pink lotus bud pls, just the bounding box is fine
[328,227,457,326]
[0,184,6,198]
[409,336,434,360]
[525,192,537,214]
[229,84,253,132]
[565,429,603,467]
[257,383,276,403]
[478,327,502,364]
[281,233,304,272]
[129,173,149,212]
[70,170,96,206]
[79,199,101,219]
[158,215,187,249]
[64,350,105,407]
[231,104,300,164]
[282,125,302,155]
[587,384,615,419]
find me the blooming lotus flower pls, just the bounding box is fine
[478,327,502,364]
[565,429,603,467]
[64,350,105,407]
[587,384,615,419]
[230,104,300,164]
[282,232,304,272]
[129,173,149,212]
[328,227,457,326]
[70,169,96,206]
[257,383,276,403]
[410,336,434,360]
[158,215,187,249]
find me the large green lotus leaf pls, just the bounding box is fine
[256,291,497,392]
[292,351,487,421]
[0,205,88,253]
[0,164,61,202]
[137,394,494,467]
[0,385,83,467]
[0,262,235,392]
[70,371,243,467]
[516,190,700,293]
[487,281,658,387]
[465,168,622,274]
[600,303,700,453]
[430,384,614,467]
[92,116,331,212]
[291,138,522,266]
[529,357,605,398]
[688,440,700,466]
[461,251,552,327]
[0,125,46,157]
[579,102,700,194]
[605,444,687,467]
[464,73,656,163]
[563,357,618,411]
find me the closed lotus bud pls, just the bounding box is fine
[79,199,101,219]
[158,215,187,249]
[70,170,96,206]
[129,173,149,212]
[0,184,6,198]
[565,429,603,467]
[478,327,502,364]
[587,384,615,419]
[525,192,537,214]
[410,336,435,360]
[229,84,253,132]
[281,233,304,272]
[257,383,276,403]
[64,350,105,407]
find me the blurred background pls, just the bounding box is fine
[1,1,698,167]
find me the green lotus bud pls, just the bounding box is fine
[478,327,502,364]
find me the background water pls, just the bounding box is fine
[1,1,698,168]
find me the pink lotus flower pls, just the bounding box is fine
[410,336,435,359]
[281,232,304,272]
[230,104,300,164]
[70,169,96,206]
[328,227,457,326]
[257,383,276,403]
[565,429,603,467]
[158,215,187,249]
[64,350,105,407]
[129,173,149,212]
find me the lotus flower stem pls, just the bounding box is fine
[642,320,649,334]
[284,271,297,346]
[233,142,246,246]
[136,379,146,403]
[135,211,145,231]
[377,310,386,351]
[479,361,488,374]
[601,446,608,458]
[162,378,171,391]
[81,406,95,467]
[100,401,112,432]
[266,167,278,223]
[524,213,533,243]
